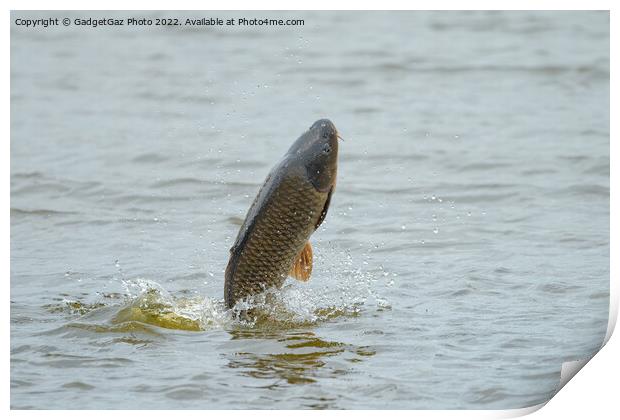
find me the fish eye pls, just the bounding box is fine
[322,145,331,154]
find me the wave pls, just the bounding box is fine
[11,207,79,217]
[48,252,389,334]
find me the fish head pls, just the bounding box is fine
[287,119,339,192]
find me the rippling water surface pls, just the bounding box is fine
[11,11,609,409]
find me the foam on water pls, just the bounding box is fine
[56,245,390,334]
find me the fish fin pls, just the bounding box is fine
[315,187,334,230]
[289,241,313,282]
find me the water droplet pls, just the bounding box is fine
[401,225,407,230]
[433,227,439,234]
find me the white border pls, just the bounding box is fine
[3,0,618,11]
[4,1,616,419]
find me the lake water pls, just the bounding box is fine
[10,10,610,409]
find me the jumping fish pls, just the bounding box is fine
[224,119,340,308]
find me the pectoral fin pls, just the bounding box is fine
[289,241,313,282]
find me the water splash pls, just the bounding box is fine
[54,246,390,333]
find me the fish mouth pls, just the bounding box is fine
[311,119,337,135]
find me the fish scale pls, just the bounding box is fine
[225,173,326,306]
